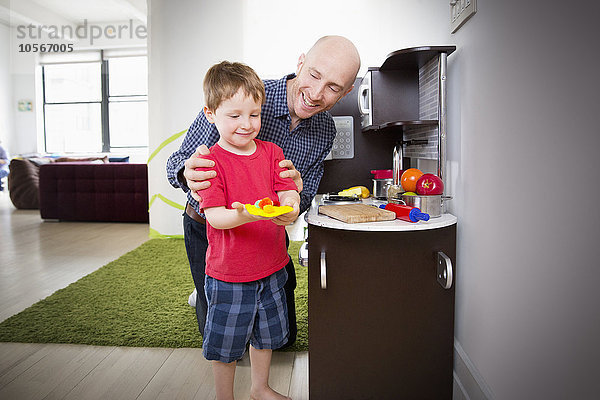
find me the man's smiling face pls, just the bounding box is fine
[287,37,360,122]
[288,58,347,120]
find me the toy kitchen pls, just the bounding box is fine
[305,46,457,399]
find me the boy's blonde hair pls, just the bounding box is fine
[203,61,266,111]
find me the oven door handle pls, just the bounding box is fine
[358,84,371,115]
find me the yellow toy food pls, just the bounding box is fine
[338,185,370,198]
[245,197,293,217]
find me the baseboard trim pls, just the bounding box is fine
[453,370,469,400]
[454,339,494,400]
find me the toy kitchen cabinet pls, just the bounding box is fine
[307,46,457,399]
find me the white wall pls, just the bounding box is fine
[0,22,12,150]
[242,0,450,79]
[11,56,37,155]
[146,0,245,237]
[447,0,599,398]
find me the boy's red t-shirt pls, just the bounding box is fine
[198,139,297,282]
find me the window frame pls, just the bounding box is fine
[41,54,148,154]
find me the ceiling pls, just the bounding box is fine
[0,0,146,27]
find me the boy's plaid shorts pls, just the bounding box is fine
[202,267,289,363]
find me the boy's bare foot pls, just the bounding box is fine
[249,385,291,400]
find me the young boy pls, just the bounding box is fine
[197,61,299,400]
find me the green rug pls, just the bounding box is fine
[0,239,308,352]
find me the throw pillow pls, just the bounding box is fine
[54,155,109,163]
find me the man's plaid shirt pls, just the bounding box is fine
[166,74,337,215]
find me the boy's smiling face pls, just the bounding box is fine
[204,88,262,154]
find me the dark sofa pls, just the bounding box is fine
[39,162,149,222]
[8,155,110,210]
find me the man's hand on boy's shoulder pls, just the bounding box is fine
[183,145,217,202]
[279,160,303,192]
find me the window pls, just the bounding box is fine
[107,57,148,150]
[43,62,102,153]
[42,56,148,155]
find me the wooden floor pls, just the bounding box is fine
[0,192,308,399]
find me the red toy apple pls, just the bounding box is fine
[416,173,444,195]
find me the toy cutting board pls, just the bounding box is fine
[318,204,396,224]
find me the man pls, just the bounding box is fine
[166,35,360,348]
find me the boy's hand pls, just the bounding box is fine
[230,202,272,221]
[271,198,300,226]
[279,160,303,192]
[183,145,216,202]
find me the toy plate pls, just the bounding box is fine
[245,204,293,218]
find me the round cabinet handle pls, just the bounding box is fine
[436,251,453,289]
[320,251,327,290]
